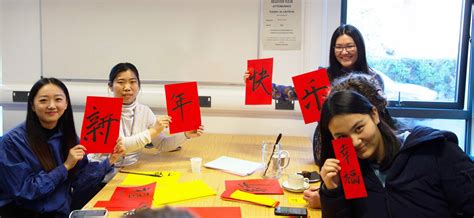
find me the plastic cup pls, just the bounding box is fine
[190,157,202,173]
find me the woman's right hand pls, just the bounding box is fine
[154,115,171,133]
[320,158,341,190]
[63,144,86,170]
[243,70,250,82]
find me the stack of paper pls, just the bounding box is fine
[204,156,262,176]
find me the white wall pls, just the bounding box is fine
[0,0,341,138]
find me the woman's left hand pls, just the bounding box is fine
[303,186,321,209]
[109,137,125,165]
[184,125,205,138]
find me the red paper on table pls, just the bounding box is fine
[332,137,367,199]
[80,96,122,153]
[225,179,283,195]
[94,183,156,211]
[164,82,202,134]
[220,189,279,208]
[245,58,273,105]
[182,207,241,218]
[292,68,330,124]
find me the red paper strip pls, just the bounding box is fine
[80,96,122,153]
[292,68,330,124]
[225,179,283,195]
[245,58,273,105]
[332,137,367,199]
[164,82,202,134]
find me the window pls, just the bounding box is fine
[344,0,468,108]
[342,0,472,154]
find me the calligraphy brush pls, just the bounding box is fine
[263,133,282,177]
[119,170,164,177]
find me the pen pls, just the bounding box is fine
[119,170,169,177]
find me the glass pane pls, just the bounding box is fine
[346,0,463,102]
[396,118,466,151]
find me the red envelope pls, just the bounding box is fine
[245,58,273,105]
[94,183,156,211]
[332,138,368,199]
[292,68,330,124]
[80,96,122,153]
[165,82,202,134]
[225,179,283,195]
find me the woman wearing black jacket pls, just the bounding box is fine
[318,90,474,218]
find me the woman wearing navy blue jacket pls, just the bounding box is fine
[0,78,125,217]
[319,90,474,218]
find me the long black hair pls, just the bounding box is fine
[319,90,400,169]
[26,78,77,172]
[327,24,374,82]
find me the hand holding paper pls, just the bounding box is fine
[108,137,125,165]
[331,137,367,199]
[292,68,330,123]
[245,58,273,105]
[80,96,122,153]
[165,82,202,134]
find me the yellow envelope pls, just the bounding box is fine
[120,171,181,186]
[230,190,279,207]
[153,180,216,206]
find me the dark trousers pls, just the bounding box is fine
[70,182,106,210]
[0,203,59,218]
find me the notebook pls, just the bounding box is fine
[204,156,263,176]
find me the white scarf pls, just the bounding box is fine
[121,101,137,136]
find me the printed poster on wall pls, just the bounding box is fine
[262,0,302,50]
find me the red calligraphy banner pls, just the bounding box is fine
[332,137,367,199]
[245,58,273,105]
[292,68,330,124]
[165,82,202,134]
[80,96,122,153]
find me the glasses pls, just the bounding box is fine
[334,45,356,53]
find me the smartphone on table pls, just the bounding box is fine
[69,209,108,218]
[298,171,321,183]
[274,206,308,217]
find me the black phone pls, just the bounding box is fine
[298,171,321,183]
[274,206,308,216]
[69,209,107,218]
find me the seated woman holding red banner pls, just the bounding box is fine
[303,73,400,209]
[99,62,204,168]
[318,90,474,217]
[0,78,125,217]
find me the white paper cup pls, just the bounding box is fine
[190,157,202,173]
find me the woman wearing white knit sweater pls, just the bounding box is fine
[88,63,204,172]
[106,62,204,168]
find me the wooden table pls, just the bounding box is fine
[83,133,322,217]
